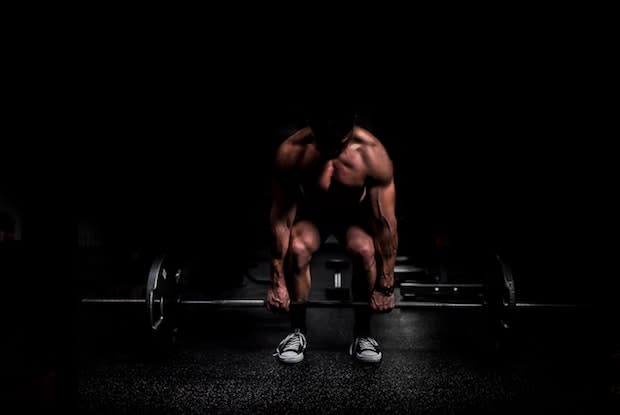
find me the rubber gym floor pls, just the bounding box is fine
[70,250,618,414]
[2,249,617,414]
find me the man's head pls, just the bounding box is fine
[305,104,357,157]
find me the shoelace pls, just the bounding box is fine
[357,337,378,352]
[275,332,305,355]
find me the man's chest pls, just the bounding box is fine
[299,160,368,207]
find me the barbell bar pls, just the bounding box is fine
[80,297,584,308]
[79,253,587,336]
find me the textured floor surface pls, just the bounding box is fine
[71,253,619,414]
[6,250,617,414]
[75,305,618,414]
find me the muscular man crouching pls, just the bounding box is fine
[267,105,398,363]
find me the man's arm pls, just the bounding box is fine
[267,147,297,311]
[364,143,398,294]
[368,179,398,292]
[269,171,297,288]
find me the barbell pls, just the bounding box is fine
[79,251,585,342]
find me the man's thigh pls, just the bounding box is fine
[289,220,322,253]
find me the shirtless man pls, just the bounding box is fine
[267,106,398,363]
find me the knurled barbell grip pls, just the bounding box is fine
[81,298,485,308]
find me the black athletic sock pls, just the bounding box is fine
[353,307,372,338]
[290,303,307,334]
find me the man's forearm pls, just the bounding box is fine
[270,221,291,286]
[270,258,287,287]
[374,221,398,288]
[367,180,398,290]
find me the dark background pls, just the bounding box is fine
[1,25,616,411]
[2,48,613,302]
[3,62,611,273]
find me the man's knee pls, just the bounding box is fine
[347,238,375,270]
[289,237,314,269]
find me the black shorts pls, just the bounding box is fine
[294,198,374,243]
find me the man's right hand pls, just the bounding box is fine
[266,283,291,312]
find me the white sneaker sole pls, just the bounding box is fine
[353,352,382,363]
[275,352,305,364]
[349,344,382,363]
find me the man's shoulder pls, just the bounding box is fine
[354,126,386,149]
[274,127,313,172]
[353,127,394,184]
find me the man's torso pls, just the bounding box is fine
[286,127,377,231]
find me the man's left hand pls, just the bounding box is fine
[369,290,396,312]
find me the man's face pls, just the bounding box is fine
[310,116,355,158]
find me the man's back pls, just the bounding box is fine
[274,125,394,212]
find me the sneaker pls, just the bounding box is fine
[273,329,307,364]
[349,336,382,363]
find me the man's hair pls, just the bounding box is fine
[304,103,357,143]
